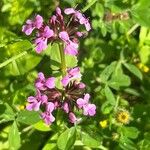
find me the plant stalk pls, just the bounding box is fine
[58,43,67,77]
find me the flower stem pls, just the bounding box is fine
[58,43,67,76]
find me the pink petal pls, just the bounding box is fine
[85,22,91,31]
[63,102,69,113]
[65,41,78,56]
[35,38,47,53]
[34,15,43,29]
[38,72,45,81]
[22,25,34,35]
[59,31,70,42]
[41,95,48,104]
[56,7,62,16]
[35,81,45,90]
[27,96,36,103]
[69,112,77,124]
[84,93,90,102]
[64,8,75,15]
[77,98,85,108]
[43,26,54,38]
[45,77,55,89]
[47,102,55,113]
[61,76,70,87]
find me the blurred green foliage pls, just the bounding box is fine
[0,0,150,149]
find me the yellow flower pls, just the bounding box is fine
[116,110,130,124]
[137,63,143,69]
[17,105,25,110]
[137,63,149,73]
[99,120,108,128]
[143,65,149,73]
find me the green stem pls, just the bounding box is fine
[58,43,67,76]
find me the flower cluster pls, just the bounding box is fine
[22,7,91,55]
[26,67,96,125]
[23,7,96,125]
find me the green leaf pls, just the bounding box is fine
[82,132,100,148]
[100,61,117,83]
[17,110,41,125]
[108,64,131,89]
[131,0,150,27]
[0,103,15,123]
[124,63,143,80]
[101,102,114,114]
[0,40,42,76]
[33,120,51,132]
[9,121,21,150]
[139,45,150,64]
[120,126,139,139]
[48,43,78,70]
[82,0,98,12]
[104,85,116,105]
[57,127,76,150]
[43,134,58,150]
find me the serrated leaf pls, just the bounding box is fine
[124,63,142,80]
[57,127,76,150]
[9,121,21,150]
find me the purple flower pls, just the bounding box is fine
[64,41,78,55]
[26,90,48,111]
[61,67,81,87]
[22,15,43,35]
[77,93,90,108]
[59,31,70,42]
[64,8,91,31]
[64,8,75,15]
[77,93,96,116]
[35,26,54,53]
[69,112,77,124]
[41,102,55,125]
[83,104,96,116]
[59,31,79,56]
[35,72,55,90]
[63,102,69,113]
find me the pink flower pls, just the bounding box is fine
[64,8,75,14]
[69,112,77,124]
[59,31,70,42]
[35,26,54,53]
[61,76,70,87]
[61,67,81,87]
[41,102,55,125]
[59,31,79,55]
[26,90,48,111]
[64,8,91,31]
[77,93,96,116]
[77,93,90,108]
[63,102,69,113]
[22,15,43,35]
[64,41,78,55]
[35,72,55,90]
[83,104,96,116]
